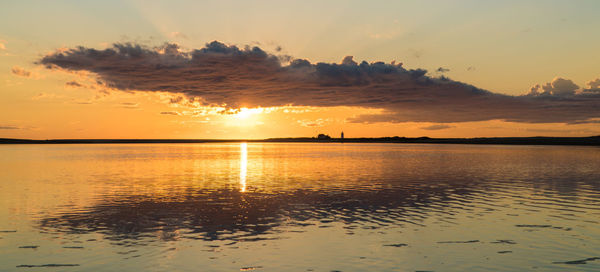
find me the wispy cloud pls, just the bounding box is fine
[0,124,36,130]
[160,111,181,115]
[11,66,43,79]
[297,118,331,127]
[38,41,600,124]
[420,124,454,130]
[0,125,20,130]
[436,67,450,73]
[31,92,64,100]
[119,102,139,109]
[11,66,31,78]
[65,80,83,88]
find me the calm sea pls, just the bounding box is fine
[0,143,599,271]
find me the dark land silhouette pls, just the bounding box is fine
[1,136,599,146]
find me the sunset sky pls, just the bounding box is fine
[1,0,599,139]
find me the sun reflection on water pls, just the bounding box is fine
[3,144,600,271]
[240,142,247,192]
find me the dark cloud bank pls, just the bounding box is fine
[39,41,600,124]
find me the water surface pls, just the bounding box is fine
[1,143,599,271]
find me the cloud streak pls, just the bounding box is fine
[38,41,600,124]
[65,80,83,88]
[297,118,330,127]
[11,66,32,78]
[0,126,20,130]
[421,124,454,130]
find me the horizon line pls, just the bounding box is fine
[1,136,599,146]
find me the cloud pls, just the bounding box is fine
[528,77,579,96]
[587,78,600,89]
[421,124,454,130]
[31,92,64,100]
[160,111,181,115]
[11,66,43,79]
[0,125,20,130]
[436,67,450,73]
[11,66,31,78]
[297,118,330,127]
[65,80,83,88]
[38,41,600,124]
[0,124,36,130]
[567,119,600,125]
[119,102,139,109]
[582,78,600,94]
[524,127,599,134]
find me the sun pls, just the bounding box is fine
[233,108,263,120]
[224,107,267,127]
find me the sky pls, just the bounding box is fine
[1,0,599,139]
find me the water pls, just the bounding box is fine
[0,143,599,271]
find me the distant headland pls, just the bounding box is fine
[1,136,599,146]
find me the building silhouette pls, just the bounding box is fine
[317,134,331,140]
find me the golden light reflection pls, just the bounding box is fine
[240,142,247,192]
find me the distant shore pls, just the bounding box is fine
[1,136,599,146]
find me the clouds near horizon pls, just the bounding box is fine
[38,41,600,124]
[587,78,600,89]
[528,77,579,96]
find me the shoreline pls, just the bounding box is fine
[1,136,599,146]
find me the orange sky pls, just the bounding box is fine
[1,1,599,139]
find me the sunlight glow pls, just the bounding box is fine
[240,142,247,192]
[234,108,264,120]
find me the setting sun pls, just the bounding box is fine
[233,108,263,120]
